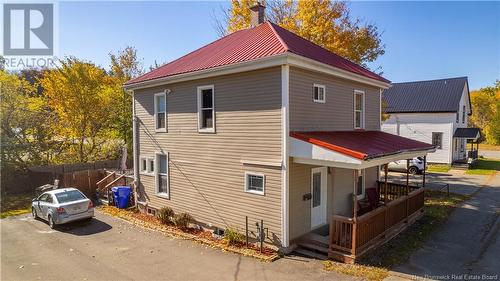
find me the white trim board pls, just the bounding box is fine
[290,137,435,170]
[281,65,290,248]
[124,53,390,91]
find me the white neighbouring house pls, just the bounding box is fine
[382,77,480,164]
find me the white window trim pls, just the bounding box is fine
[154,92,167,133]
[146,156,155,174]
[139,156,147,174]
[244,171,265,196]
[432,132,443,150]
[197,85,215,133]
[354,90,365,129]
[313,84,326,103]
[355,169,366,200]
[155,152,169,198]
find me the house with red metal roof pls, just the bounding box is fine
[124,3,435,263]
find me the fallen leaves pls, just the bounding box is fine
[97,205,279,261]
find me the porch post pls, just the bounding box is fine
[422,155,427,188]
[384,164,388,204]
[352,170,358,256]
[406,159,410,195]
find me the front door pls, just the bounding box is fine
[311,167,327,229]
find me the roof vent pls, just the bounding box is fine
[250,2,265,27]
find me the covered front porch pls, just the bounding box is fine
[288,131,435,263]
[452,128,481,165]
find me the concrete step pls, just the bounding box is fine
[293,247,328,260]
[297,242,329,254]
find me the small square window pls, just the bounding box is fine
[147,157,155,173]
[245,172,265,195]
[313,84,326,103]
[140,157,147,173]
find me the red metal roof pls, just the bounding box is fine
[126,22,389,86]
[290,131,435,160]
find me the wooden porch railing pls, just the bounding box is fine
[329,186,425,262]
[96,170,135,205]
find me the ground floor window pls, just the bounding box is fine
[156,153,169,196]
[244,172,265,195]
[432,132,443,149]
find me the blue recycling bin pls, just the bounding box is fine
[111,186,131,209]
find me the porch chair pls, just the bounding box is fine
[366,187,380,210]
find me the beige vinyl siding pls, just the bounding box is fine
[289,67,381,131]
[134,67,283,245]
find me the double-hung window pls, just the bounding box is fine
[432,132,443,149]
[197,85,215,133]
[313,84,326,103]
[355,169,365,199]
[156,153,169,197]
[154,93,167,132]
[354,90,365,129]
[244,172,265,195]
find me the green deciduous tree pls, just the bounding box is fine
[469,81,500,145]
[109,46,144,152]
[39,57,123,162]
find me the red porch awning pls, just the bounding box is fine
[290,131,435,160]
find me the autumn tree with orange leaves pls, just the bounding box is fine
[216,0,385,66]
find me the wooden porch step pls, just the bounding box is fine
[293,247,328,260]
[297,233,329,248]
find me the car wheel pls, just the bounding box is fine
[32,208,38,219]
[48,215,56,229]
[408,166,418,175]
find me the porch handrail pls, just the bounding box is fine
[329,186,425,258]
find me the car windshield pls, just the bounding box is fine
[55,190,86,203]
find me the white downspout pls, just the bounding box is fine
[132,90,139,208]
[281,65,290,248]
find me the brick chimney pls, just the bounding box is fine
[250,2,265,27]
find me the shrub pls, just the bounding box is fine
[173,212,193,229]
[224,228,244,245]
[157,207,175,224]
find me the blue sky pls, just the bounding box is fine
[59,1,500,90]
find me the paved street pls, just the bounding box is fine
[1,211,354,281]
[392,172,500,279]
[480,150,500,160]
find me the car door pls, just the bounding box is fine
[38,194,49,219]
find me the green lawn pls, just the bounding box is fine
[427,164,451,173]
[1,193,33,219]
[466,158,500,175]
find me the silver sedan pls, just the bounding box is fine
[32,188,94,229]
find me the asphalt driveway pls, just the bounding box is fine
[1,211,355,281]
[392,172,500,279]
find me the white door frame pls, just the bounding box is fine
[311,166,328,229]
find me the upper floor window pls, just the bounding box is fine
[197,85,215,133]
[456,112,459,123]
[354,90,365,129]
[154,93,166,132]
[432,132,443,149]
[313,84,326,103]
[462,105,466,124]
